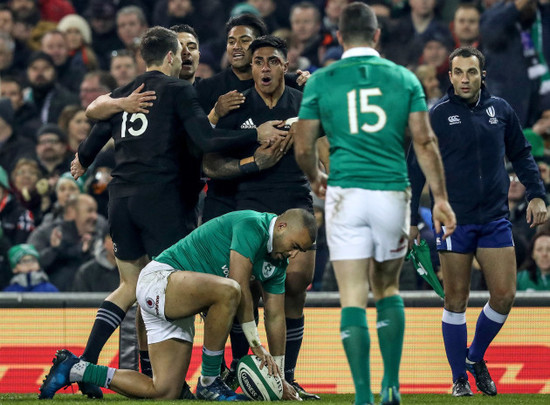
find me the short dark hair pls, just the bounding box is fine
[449,46,485,71]
[339,2,378,45]
[249,35,288,59]
[170,24,199,44]
[290,1,321,24]
[225,14,268,39]
[140,26,179,67]
[0,75,23,91]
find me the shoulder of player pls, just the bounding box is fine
[196,68,231,90]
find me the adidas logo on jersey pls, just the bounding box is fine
[240,118,256,129]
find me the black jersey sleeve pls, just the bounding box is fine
[176,85,257,153]
[78,121,112,168]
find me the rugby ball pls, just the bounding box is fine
[237,355,283,401]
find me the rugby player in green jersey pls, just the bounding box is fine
[294,3,456,405]
[39,209,316,401]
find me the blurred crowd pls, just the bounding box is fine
[0,0,548,293]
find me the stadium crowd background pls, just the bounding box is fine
[0,0,549,293]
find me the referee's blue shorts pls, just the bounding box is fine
[435,217,514,253]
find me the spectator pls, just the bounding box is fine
[116,6,148,51]
[0,98,37,174]
[58,105,90,156]
[38,0,75,23]
[414,64,442,109]
[3,243,58,292]
[25,51,80,125]
[40,30,87,94]
[0,32,18,78]
[507,166,533,267]
[28,193,106,291]
[35,123,72,186]
[451,3,481,48]
[248,0,280,32]
[0,5,14,35]
[517,231,550,291]
[289,1,324,69]
[385,0,452,68]
[418,32,452,93]
[10,157,51,225]
[40,171,82,227]
[10,0,40,21]
[109,49,137,87]
[0,4,30,71]
[196,48,218,80]
[321,45,342,66]
[0,76,41,140]
[57,14,99,72]
[0,164,35,246]
[85,0,124,70]
[480,0,542,127]
[72,233,119,292]
[79,71,117,109]
[523,95,550,158]
[322,0,348,47]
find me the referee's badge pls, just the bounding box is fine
[486,106,498,125]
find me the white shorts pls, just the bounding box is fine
[136,260,195,345]
[325,186,410,262]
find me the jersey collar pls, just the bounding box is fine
[267,216,276,253]
[341,47,380,60]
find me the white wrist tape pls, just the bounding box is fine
[242,321,261,347]
[273,355,285,377]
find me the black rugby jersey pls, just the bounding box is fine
[78,70,257,197]
[217,86,309,197]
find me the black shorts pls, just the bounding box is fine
[109,186,191,260]
[236,190,313,215]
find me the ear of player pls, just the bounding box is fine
[237,355,284,401]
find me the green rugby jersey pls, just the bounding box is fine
[154,210,286,294]
[299,48,427,190]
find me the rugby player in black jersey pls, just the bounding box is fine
[196,14,310,224]
[203,35,322,401]
[70,26,287,399]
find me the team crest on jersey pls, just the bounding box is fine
[448,115,461,125]
[240,118,256,129]
[262,261,276,278]
[486,106,498,124]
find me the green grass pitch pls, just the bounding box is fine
[2,393,549,404]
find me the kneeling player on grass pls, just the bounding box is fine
[39,209,315,400]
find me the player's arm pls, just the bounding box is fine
[229,250,277,375]
[263,291,285,359]
[72,121,113,180]
[409,111,456,238]
[294,119,328,198]
[179,86,287,153]
[202,138,285,180]
[208,90,246,125]
[86,84,156,120]
[317,136,330,174]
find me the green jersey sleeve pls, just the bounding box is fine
[298,74,321,120]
